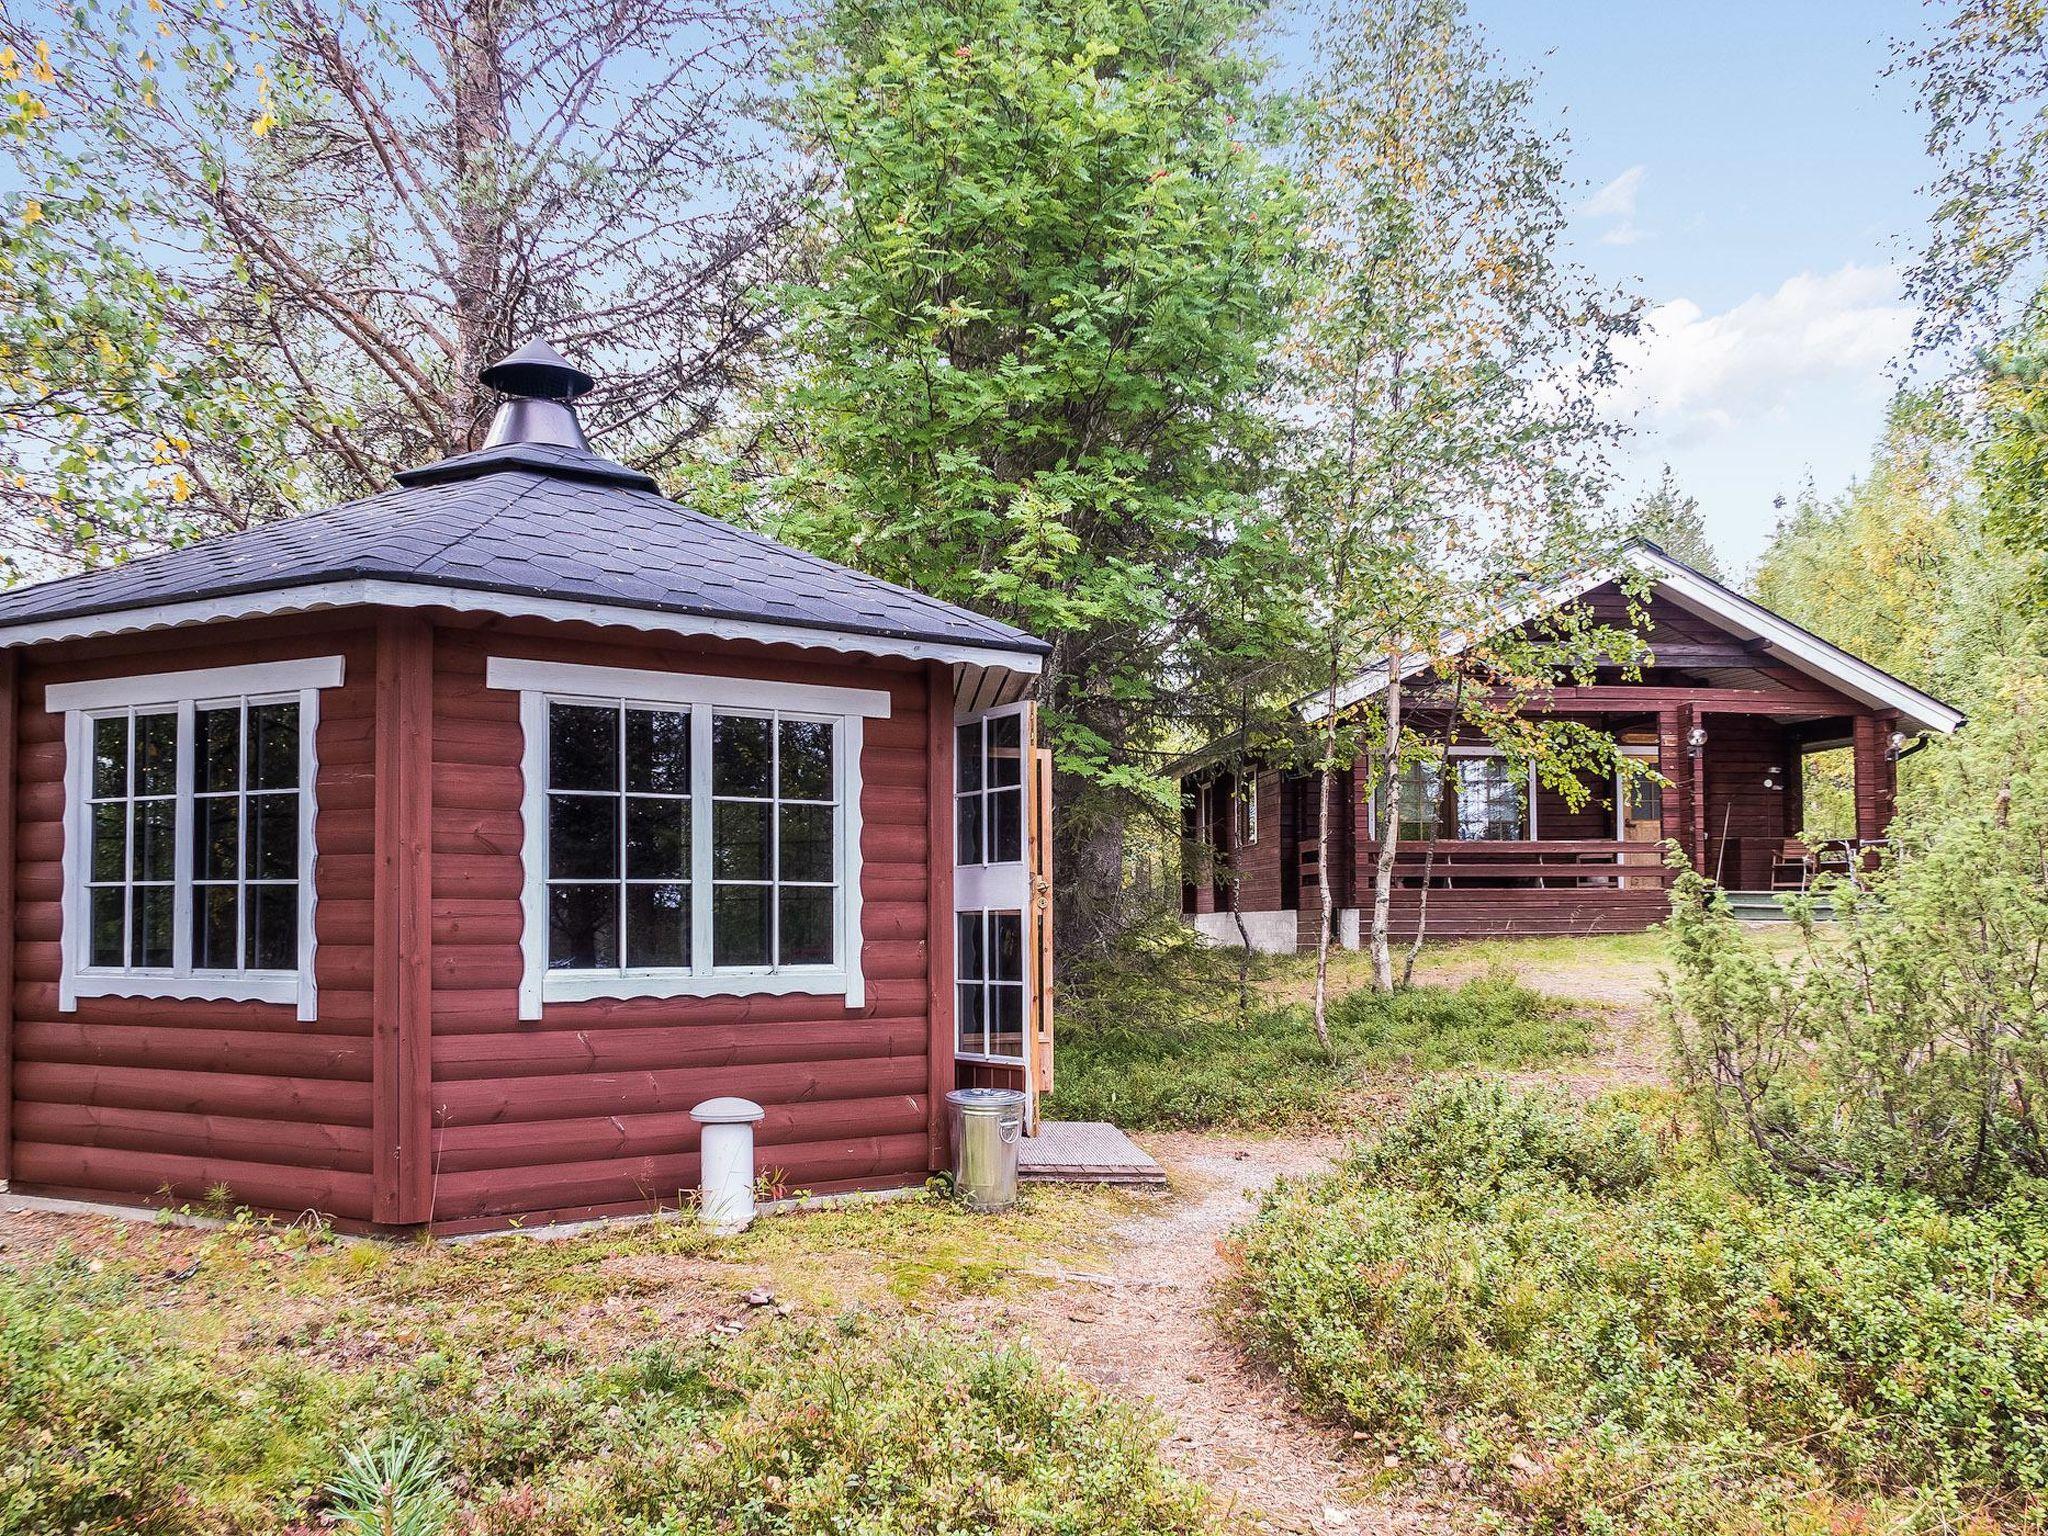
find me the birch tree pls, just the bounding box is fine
[1287,0,1638,1017]
[0,0,791,574]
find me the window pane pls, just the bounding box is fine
[194,707,240,793]
[91,717,128,799]
[625,797,689,879]
[1398,762,1441,843]
[549,703,619,791]
[991,984,1025,1059]
[625,708,690,794]
[548,794,619,881]
[992,912,1024,982]
[778,720,834,801]
[90,803,126,882]
[135,712,178,796]
[248,702,299,789]
[957,912,985,980]
[195,885,238,969]
[988,713,1022,787]
[712,885,770,966]
[990,785,1023,863]
[247,792,298,880]
[956,722,983,793]
[956,794,984,867]
[246,884,296,971]
[625,882,690,969]
[1629,775,1663,821]
[778,803,834,883]
[712,801,769,880]
[712,715,772,797]
[134,798,176,883]
[956,981,986,1054]
[778,887,834,966]
[132,886,173,969]
[88,887,123,967]
[1455,758,1521,841]
[549,883,618,969]
[197,795,240,881]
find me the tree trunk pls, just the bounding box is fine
[449,0,513,450]
[1400,672,1462,989]
[1369,663,1404,994]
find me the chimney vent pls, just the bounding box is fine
[478,338,595,451]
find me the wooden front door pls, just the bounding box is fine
[952,699,1050,1130]
[1620,765,1664,889]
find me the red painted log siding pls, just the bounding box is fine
[8,617,381,1221]
[420,619,936,1228]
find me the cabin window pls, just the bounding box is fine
[50,656,342,1020]
[1396,761,1443,842]
[956,909,1026,1061]
[1238,779,1258,845]
[1453,756,1525,841]
[956,712,1024,865]
[487,657,890,1019]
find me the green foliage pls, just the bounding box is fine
[1979,293,2048,598]
[1626,464,1724,579]
[1231,1083,2048,1533]
[1045,926,1593,1129]
[1663,660,2048,1205]
[325,1434,454,1536]
[0,1257,1214,1534]
[772,0,1306,937]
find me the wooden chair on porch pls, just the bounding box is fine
[1770,839,1814,891]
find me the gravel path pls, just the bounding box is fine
[1011,1131,1461,1534]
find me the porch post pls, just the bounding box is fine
[1657,706,1687,867]
[1687,707,1710,875]
[1852,712,1898,847]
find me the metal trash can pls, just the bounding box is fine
[945,1087,1026,1210]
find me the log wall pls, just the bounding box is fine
[420,618,936,1232]
[8,616,381,1221]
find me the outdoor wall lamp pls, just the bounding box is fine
[1888,730,1909,758]
[1686,724,1708,758]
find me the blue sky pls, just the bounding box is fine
[1281,0,1937,573]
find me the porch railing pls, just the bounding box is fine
[1345,840,1676,890]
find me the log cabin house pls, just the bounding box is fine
[1180,542,1964,952]
[0,342,1054,1235]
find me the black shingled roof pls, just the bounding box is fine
[0,441,1048,657]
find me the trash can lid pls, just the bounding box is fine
[945,1087,1027,1109]
[690,1096,766,1125]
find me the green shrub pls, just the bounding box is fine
[1231,1084,2048,1533]
[1047,966,1593,1131]
[1664,661,2048,1206]
[0,1255,1213,1535]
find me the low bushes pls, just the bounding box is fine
[0,1250,1214,1535]
[1231,1081,2048,1533]
[1048,951,1592,1130]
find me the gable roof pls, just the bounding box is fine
[0,440,1048,671]
[1309,540,1964,737]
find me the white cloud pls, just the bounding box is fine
[1609,264,1914,443]
[1581,165,1648,247]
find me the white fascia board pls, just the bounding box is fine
[1305,546,1963,737]
[1620,548,1964,735]
[0,578,1046,676]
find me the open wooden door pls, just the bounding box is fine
[952,698,1049,1129]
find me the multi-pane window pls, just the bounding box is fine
[956,711,1024,865]
[86,711,177,968]
[546,702,693,971]
[84,700,303,976]
[1453,756,1524,841]
[711,714,837,969]
[956,910,1025,1061]
[1396,760,1443,842]
[543,702,839,975]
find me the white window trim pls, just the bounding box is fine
[52,655,343,1020]
[486,656,888,1019]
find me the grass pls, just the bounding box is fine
[1230,1081,2048,1535]
[1044,920,1599,1130]
[0,1186,1215,1535]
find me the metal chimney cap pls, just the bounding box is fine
[478,338,595,402]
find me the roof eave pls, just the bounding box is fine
[0,576,1048,673]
